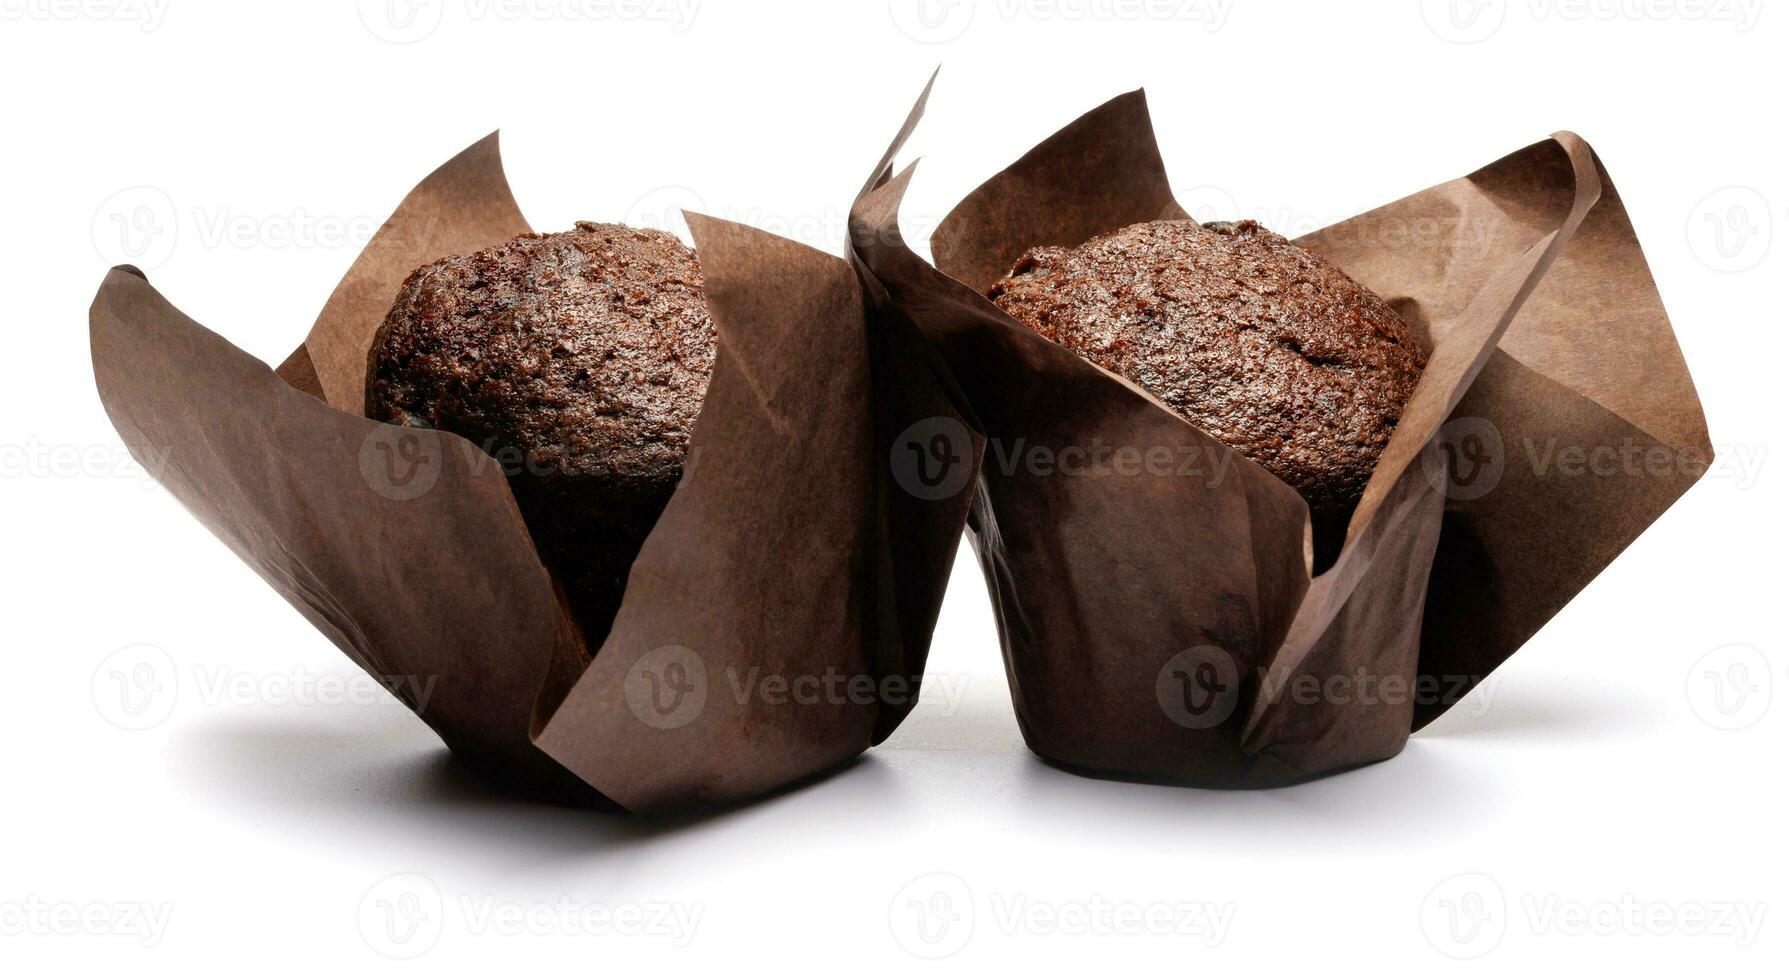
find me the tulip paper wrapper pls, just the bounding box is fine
[850,89,1711,785]
[90,134,974,813]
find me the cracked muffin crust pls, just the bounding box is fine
[365,222,716,642]
[987,219,1426,569]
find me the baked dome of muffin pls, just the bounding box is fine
[366,221,715,640]
[988,219,1426,568]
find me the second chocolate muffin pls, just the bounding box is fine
[366,222,716,643]
[988,219,1426,570]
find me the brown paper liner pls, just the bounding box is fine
[91,133,974,813]
[850,87,1710,785]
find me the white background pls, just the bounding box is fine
[2,0,1784,974]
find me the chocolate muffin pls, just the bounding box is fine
[988,219,1426,569]
[366,222,715,641]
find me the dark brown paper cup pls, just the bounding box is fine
[850,87,1711,787]
[91,133,973,813]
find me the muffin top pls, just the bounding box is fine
[987,219,1426,517]
[365,222,715,490]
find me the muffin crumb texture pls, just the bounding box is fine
[366,222,716,641]
[988,219,1426,566]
